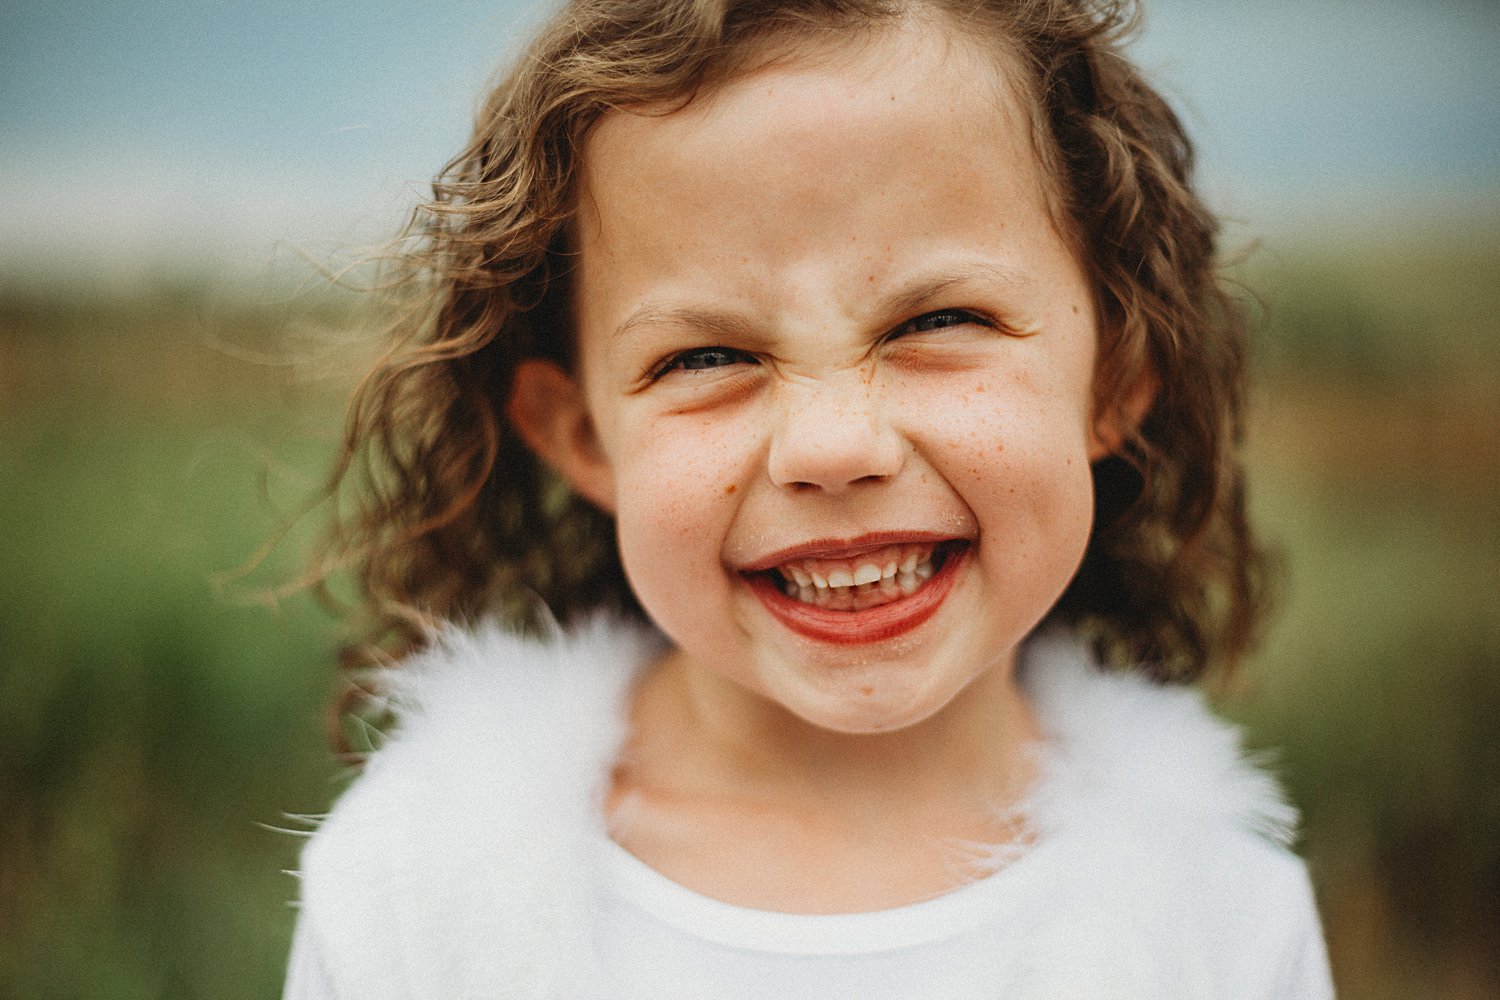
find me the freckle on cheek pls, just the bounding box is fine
[860,686,874,696]
[724,484,737,495]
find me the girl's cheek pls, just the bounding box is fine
[895,370,1016,455]
[615,412,750,528]
[897,368,1093,504]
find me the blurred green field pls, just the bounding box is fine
[2,234,1497,999]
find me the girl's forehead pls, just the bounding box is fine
[579,16,1043,209]
[566,14,1090,319]
[569,25,1074,307]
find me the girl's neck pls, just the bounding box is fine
[606,647,1040,912]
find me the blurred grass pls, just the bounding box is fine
[1227,233,1500,998]
[0,280,351,999]
[1,232,1497,998]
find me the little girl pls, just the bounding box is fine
[285,0,1333,996]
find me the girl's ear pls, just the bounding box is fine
[1088,366,1158,462]
[507,359,616,512]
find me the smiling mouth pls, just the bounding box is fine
[769,542,947,611]
[742,539,968,645]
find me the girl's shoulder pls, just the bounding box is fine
[305,617,659,849]
[1011,631,1328,995]
[290,618,662,995]
[1020,629,1299,848]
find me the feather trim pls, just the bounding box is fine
[291,619,1317,999]
[1020,629,1299,848]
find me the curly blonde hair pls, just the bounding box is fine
[316,0,1269,697]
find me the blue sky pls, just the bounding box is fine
[1,0,1496,276]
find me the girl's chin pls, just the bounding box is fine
[788,699,950,736]
[755,650,977,736]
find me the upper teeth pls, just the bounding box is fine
[774,543,938,604]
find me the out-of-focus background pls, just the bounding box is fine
[2,0,1496,996]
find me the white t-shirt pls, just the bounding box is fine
[594,836,1034,1000]
[591,833,1331,999]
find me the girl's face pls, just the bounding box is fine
[516,21,1122,735]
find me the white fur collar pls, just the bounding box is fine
[293,618,1316,999]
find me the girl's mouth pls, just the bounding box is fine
[742,540,968,645]
[772,542,942,610]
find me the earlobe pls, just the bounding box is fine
[1088,366,1158,462]
[506,359,616,512]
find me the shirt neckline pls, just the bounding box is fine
[597,834,1037,956]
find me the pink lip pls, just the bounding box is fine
[737,531,958,573]
[742,540,969,646]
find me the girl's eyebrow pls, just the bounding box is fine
[879,262,1033,320]
[609,261,1032,345]
[610,303,763,347]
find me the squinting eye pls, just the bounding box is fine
[893,309,987,336]
[654,346,756,378]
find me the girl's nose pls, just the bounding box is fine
[766,375,904,492]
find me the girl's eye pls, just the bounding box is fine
[891,309,987,336]
[654,346,755,377]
